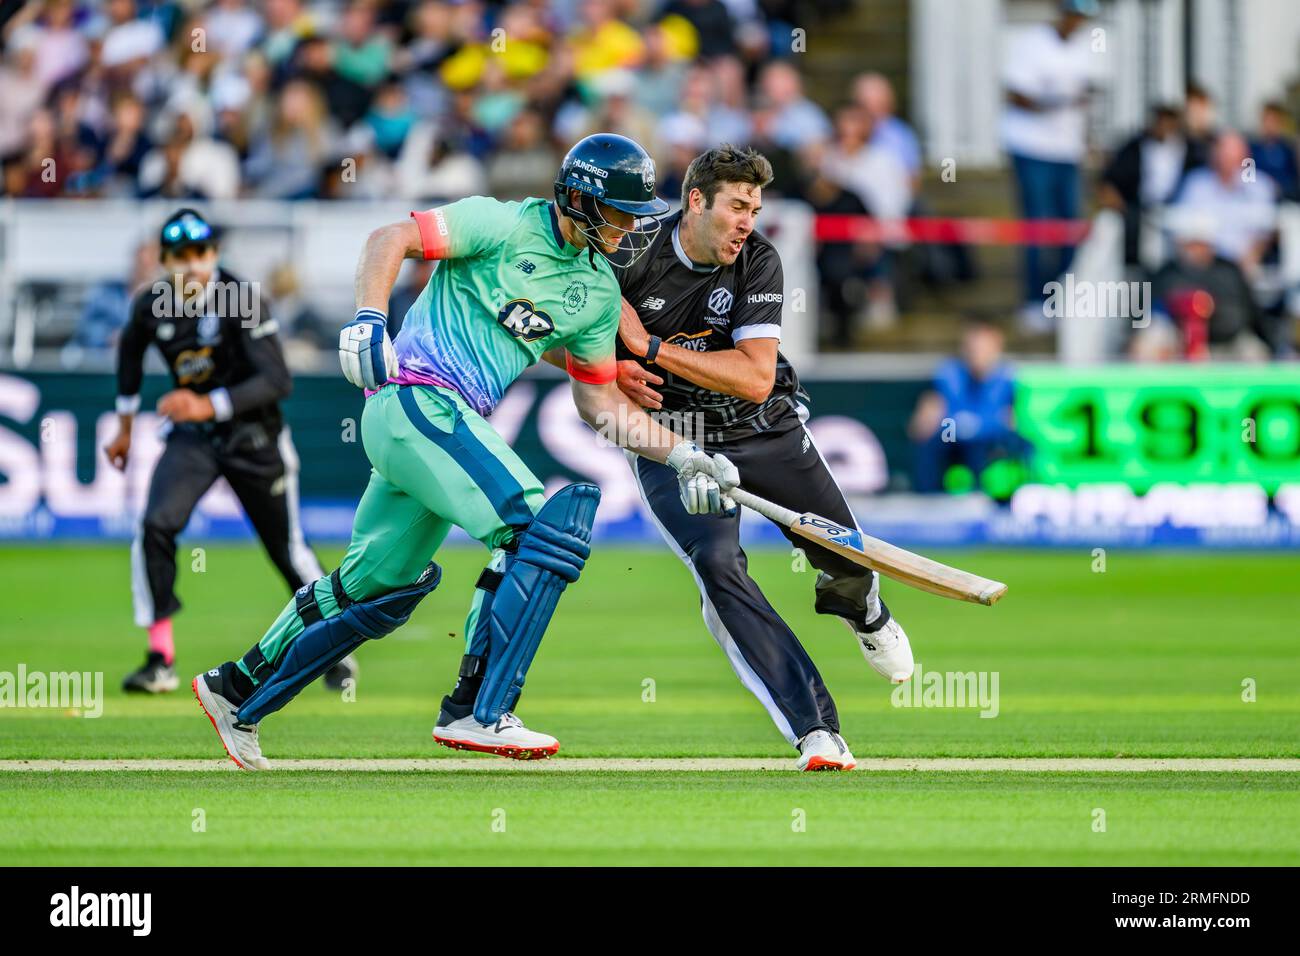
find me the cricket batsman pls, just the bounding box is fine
[192,134,739,769]
[107,209,352,695]
[613,145,914,771]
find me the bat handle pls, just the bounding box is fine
[729,486,800,526]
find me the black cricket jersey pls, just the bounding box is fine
[615,212,806,443]
[115,267,291,432]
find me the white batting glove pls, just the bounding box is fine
[339,308,399,390]
[666,441,740,516]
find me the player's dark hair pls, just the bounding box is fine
[681,144,774,210]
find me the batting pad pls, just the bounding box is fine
[236,562,442,724]
[475,482,600,724]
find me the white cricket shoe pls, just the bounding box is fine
[848,616,914,684]
[192,668,270,771]
[433,712,559,760]
[796,729,856,772]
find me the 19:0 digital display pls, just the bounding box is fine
[1014,366,1300,494]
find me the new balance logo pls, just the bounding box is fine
[640,297,666,311]
[516,260,536,274]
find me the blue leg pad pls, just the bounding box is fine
[237,562,441,724]
[474,483,599,724]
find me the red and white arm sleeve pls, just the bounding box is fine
[565,352,617,386]
[409,208,453,260]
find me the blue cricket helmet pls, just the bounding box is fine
[554,133,670,268]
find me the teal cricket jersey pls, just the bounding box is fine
[393,196,622,416]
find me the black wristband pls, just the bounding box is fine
[644,335,662,364]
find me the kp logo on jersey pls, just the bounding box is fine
[497,298,555,342]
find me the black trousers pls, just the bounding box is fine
[132,421,322,627]
[632,414,888,746]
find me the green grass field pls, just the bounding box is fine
[1,543,1297,865]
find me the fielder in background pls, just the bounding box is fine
[192,134,739,770]
[106,209,354,695]
[612,145,914,771]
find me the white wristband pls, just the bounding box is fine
[116,394,141,416]
[209,387,234,422]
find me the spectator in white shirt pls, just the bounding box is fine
[0,29,46,157]
[822,104,913,222]
[854,72,922,188]
[755,60,831,151]
[658,64,751,155]
[139,101,241,200]
[23,0,90,90]
[1171,131,1278,278]
[1001,0,1102,329]
[202,0,266,61]
[821,106,913,328]
[100,0,164,71]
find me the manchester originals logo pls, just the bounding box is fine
[708,287,733,317]
[497,299,555,342]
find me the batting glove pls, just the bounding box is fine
[339,308,399,390]
[666,441,740,517]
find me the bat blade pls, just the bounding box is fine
[727,486,1007,605]
[787,513,1007,605]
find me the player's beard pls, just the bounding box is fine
[707,216,747,265]
[717,229,744,264]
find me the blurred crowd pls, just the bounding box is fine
[1,0,932,355]
[2,0,1297,368]
[1100,94,1298,361]
[1005,0,1298,360]
[0,0,874,207]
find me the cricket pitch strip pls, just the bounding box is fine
[3,758,1298,772]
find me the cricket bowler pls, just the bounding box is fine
[106,209,352,695]
[613,145,914,771]
[192,134,739,769]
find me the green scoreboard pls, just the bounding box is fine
[1015,365,1300,494]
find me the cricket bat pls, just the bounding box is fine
[728,486,1008,606]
